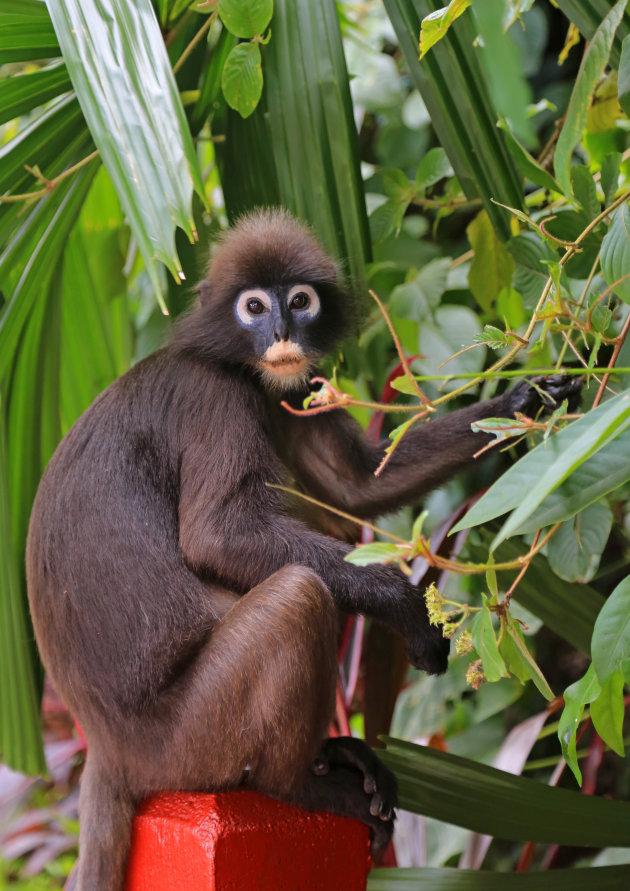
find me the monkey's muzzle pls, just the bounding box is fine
[260,341,309,378]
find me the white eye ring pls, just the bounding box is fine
[288,284,320,319]
[235,289,272,325]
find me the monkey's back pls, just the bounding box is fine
[26,348,248,723]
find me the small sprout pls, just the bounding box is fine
[466,659,486,690]
[455,629,474,655]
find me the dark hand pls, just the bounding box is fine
[364,563,450,674]
[507,374,582,417]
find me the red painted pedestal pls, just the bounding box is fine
[124,790,371,890]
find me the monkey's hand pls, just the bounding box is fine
[505,374,583,418]
[360,563,450,674]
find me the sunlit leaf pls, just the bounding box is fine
[218,0,273,38]
[419,0,471,59]
[467,210,515,311]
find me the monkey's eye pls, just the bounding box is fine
[289,292,310,311]
[247,299,266,315]
[235,289,272,326]
[287,284,320,319]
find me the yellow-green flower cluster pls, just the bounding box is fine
[455,629,474,655]
[424,582,448,627]
[466,659,486,690]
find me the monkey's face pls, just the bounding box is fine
[234,284,324,391]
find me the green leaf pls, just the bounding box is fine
[503,617,554,700]
[467,210,515,311]
[471,599,507,682]
[218,0,273,38]
[383,168,412,199]
[221,42,263,118]
[46,0,207,307]
[218,0,371,296]
[601,151,622,205]
[547,502,613,583]
[592,574,630,682]
[368,865,630,890]
[415,146,453,190]
[344,542,404,566]
[601,202,630,304]
[370,198,408,246]
[384,0,524,241]
[0,1,60,64]
[379,736,630,845]
[453,396,630,537]
[590,669,626,757]
[0,399,46,776]
[554,0,628,199]
[509,232,557,311]
[558,664,602,785]
[618,33,630,115]
[419,0,471,59]
[453,392,630,548]
[499,621,533,685]
[472,0,535,147]
[0,61,71,126]
[571,165,600,219]
[498,119,561,193]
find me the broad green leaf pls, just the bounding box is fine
[383,168,412,200]
[592,574,630,682]
[415,146,454,190]
[419,0,471,59]
[380,736,630,845]
[0,1,60,64]
[389,258,450,320]
[452,392,630,544]
[46,0,207,306]
[619,34,630,115]
[590,669,626,757]
[601,202,630,304]
[466,210,515,311]
[368,865,630,890]
[218,0,273,38]
[472,0,535,147]
[498,119,561,193]
[471,600,507,682]
[0,400,46,776]
[499,621,533,685]
[221,42,263,118]
[0,61,71,126]
[558,664,601,785]
[496,286,525,328]
[554,0,628,199]
[384,0,524,241]
[344,542,404,566]
[547,502,613,583]
[218,0,371,296]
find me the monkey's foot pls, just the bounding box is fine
[312,737,397,824]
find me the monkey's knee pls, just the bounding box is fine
[261,564,337,629]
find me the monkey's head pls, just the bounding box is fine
[181,209,352,391]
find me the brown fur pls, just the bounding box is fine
[26,209,581,890]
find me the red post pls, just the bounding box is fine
[124,790,371,890]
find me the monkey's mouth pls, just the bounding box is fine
[260,342,310,377]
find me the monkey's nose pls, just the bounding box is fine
[274,326,289,342]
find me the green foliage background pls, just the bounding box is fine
[2,0,630,885]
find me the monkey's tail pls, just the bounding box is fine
[72,757,135,891]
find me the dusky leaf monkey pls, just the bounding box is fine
[26,209,581,890]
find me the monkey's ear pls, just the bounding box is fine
[196,280,211,306]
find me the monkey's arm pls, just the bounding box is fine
[286,377,582,519]
[177,425,448,673]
